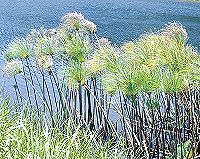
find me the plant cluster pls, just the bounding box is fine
[0,97,127,159]
[2,12,200,158]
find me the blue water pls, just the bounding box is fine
[0,0,200,94]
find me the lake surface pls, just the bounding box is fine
[0,0,200,95]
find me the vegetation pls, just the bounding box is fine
[0,96,127,159]
[2,12,200,158]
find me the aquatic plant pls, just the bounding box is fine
[5,38,31,61]
[3,13,200,158]
[61,12,97,33]
[3,59,23,77]
[84,19,97,33]
[61,12,85,31]
[161,22,188,45]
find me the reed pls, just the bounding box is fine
[0,96,127,159]
[3,13,200,158]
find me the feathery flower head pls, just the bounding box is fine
[64,61,89,88]
[3,60,23,77]
[86,54,102,75]
[60,12,97,33]
[35,37,57,56]
[121,41,136,54]
[26,28,49,44]
[36,55,53,69]
[161,22,188,43]
[95,38,117,61]
[5,39,30,61]
[138,33,166,47]
[61,12,85,31]
[84,20,97,33]
[95,38,111,50]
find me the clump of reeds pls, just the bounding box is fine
[2,13,200,158]
[0,95,128,158]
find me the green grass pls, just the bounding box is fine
[0,98,127,159]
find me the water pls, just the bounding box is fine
[0,0,200,95]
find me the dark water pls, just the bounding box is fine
[0,0,200,94]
